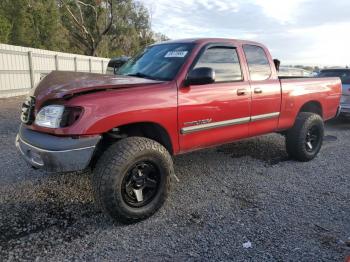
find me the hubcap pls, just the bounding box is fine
[122,161,160,207]
[305,126,321,153]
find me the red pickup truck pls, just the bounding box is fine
[16,38,341,223]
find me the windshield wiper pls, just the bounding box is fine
[126,72,157,80]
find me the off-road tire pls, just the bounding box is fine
[92,137,173,224]
[286,112,324,162]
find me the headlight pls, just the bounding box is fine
[35,105,83,128]
[35,105,65,128]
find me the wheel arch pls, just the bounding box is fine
[298,100,323,117]
[96,121,174,156]
[116,122,174,154]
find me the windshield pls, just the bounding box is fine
[117,43,195,81]
[318,70,350,84]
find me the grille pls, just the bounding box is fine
[21,96,36,124]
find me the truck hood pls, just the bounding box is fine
[31,71,164,104]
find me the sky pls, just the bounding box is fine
[138,0,350,67]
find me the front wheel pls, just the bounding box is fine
[92,137,173,224]
[286,112,324,162]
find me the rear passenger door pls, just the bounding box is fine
[243,45,281,136]
[178,44,251,152]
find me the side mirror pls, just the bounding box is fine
[273,59,280,72]
[107,56,130,74]
[185,67,215,86]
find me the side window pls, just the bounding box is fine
[243,45,271,81]
[194,47,242,82]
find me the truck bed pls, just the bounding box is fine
[277,77,342,130]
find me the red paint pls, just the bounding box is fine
[27,38,342,155]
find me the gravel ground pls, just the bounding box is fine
[0,96,349,261]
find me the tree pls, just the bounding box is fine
[59,0,163,57]
[0,0,167,57]
[153,32,169,42]
[105,0,153,57]
[59,0,114,56]
[0,0,66,50]
[0,15,11,43]
[0,0,31,46]
[28,0,65,50]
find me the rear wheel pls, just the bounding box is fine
[286,112,324,162]
[92,137,173,224]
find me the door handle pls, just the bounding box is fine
[237,88,247,96]
[254,88,263,94]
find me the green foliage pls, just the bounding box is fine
[103,0,154,57]
[0,0,167,57]
[0,0,68,50]
[27,0,64,50]
[0,14,11,43]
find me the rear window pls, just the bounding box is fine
[318,70,350,84]
[243,45,271,81]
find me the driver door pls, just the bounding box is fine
[178,44,251,152]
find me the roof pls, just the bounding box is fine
[153,38,263,47]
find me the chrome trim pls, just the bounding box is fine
[181,112,280,134]
[17,136,96,153]
[184,118,212,126]
[181,117,250,134]
[250,112,280,122]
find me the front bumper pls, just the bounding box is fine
[16,124,101,172]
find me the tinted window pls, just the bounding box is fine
[243,45,271,81]
[318,70,350,84]
[194,47,242,82]
[117,43,194,81]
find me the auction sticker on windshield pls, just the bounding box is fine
[165,51,188,58]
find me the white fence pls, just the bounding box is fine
[0,44,110,98]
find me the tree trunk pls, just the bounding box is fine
[88,46,97,56]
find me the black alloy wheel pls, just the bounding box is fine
[305,125,321,153]
[92,137,173,224]
[286,112,324,162]
[122,161,161,208]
